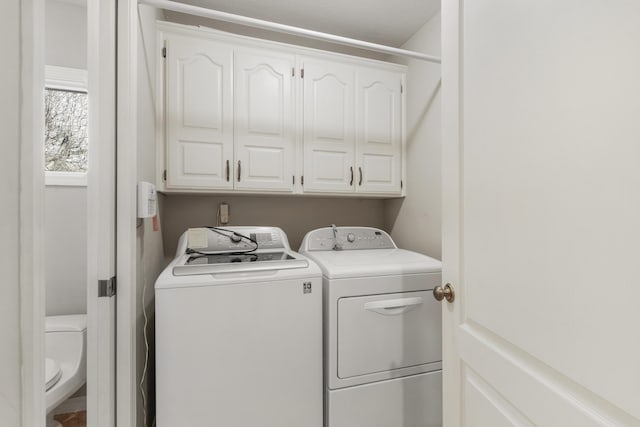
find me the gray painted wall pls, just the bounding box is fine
[0,0,23,423]
[44,0,88,316]
[385,13,442,259]
[161,195,388,255]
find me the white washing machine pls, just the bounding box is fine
[300,226,443,427]
[155,226,322,427]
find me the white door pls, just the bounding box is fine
[165,33,233,190]
[301,57,355,193]
[86,0,116,425]
[235,50,295,191]
[355,68,403,195]
[441,1,640,426]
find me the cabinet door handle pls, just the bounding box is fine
[225,160,230,182]
[358,167,363,186]
[350,166,354,186]
[237,160,241,182]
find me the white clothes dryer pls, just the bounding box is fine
[155,226,322,427]
[300,226,443,427]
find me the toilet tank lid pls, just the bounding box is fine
[46,314,87,332]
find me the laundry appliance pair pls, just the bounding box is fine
[155,225,442,427]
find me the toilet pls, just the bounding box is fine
[45,315,87,419]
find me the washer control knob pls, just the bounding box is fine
[347,233,356,243]
[230,233,242,243]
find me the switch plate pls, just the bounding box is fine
[219,203,230,224]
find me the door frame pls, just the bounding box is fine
[116,0,140,425]
[19,0,124,425]
[86,0,117,425]
[441,1,462,426]
[20,0,46,424]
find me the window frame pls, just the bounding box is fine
[44,65,89,186]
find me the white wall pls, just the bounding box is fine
[46,0,87,68]
[384,13,442,258]
[136,5,166,426]
[44,0,88,315]
[45,187,88,314]
[0,0,23,424]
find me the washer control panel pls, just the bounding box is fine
[186,227,288,252]
[301,227,396,251]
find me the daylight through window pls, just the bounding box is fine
[44,88,88,173]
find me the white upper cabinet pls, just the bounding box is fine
[301,58,355,193]
[165,33,233,189]
[301,60,403,195]
[158,22,406,197]
[234,50,296,191]
[356,68,403,194]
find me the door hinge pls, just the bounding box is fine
[163,170,167,181]
[401,180,403,189]
[301,175,304,186]
[162,47,166,58]
[293,175,295,185]
[401,84,403,94]
[292,67,295,77]
[98,276,117,298]
[301,68,304,79]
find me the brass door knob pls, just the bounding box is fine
[433,283,455,303]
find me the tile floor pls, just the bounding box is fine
[54,411,86,427]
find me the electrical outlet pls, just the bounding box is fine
[219,203,230,224]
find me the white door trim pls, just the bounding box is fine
[86,0,117,425]
[20,0,46,425]
[116,0,139,425]
[441,0,462,425]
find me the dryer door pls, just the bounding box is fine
[337,290,441,379]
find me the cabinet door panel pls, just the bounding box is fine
[181,141,226,176]
[302,58,355,193]
[312,150,351,184]
[182,61,221,129]
[235,50,295,191]
[356,69,402,194]
[165,34,233,189]
[361,153,394,185]
[242,145,286,183]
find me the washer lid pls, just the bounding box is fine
[302,248,441,279]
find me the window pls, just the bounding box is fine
[44,66,88,186]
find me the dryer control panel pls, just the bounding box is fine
[300,227,396,251]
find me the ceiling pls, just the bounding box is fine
[168,0,441,47]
